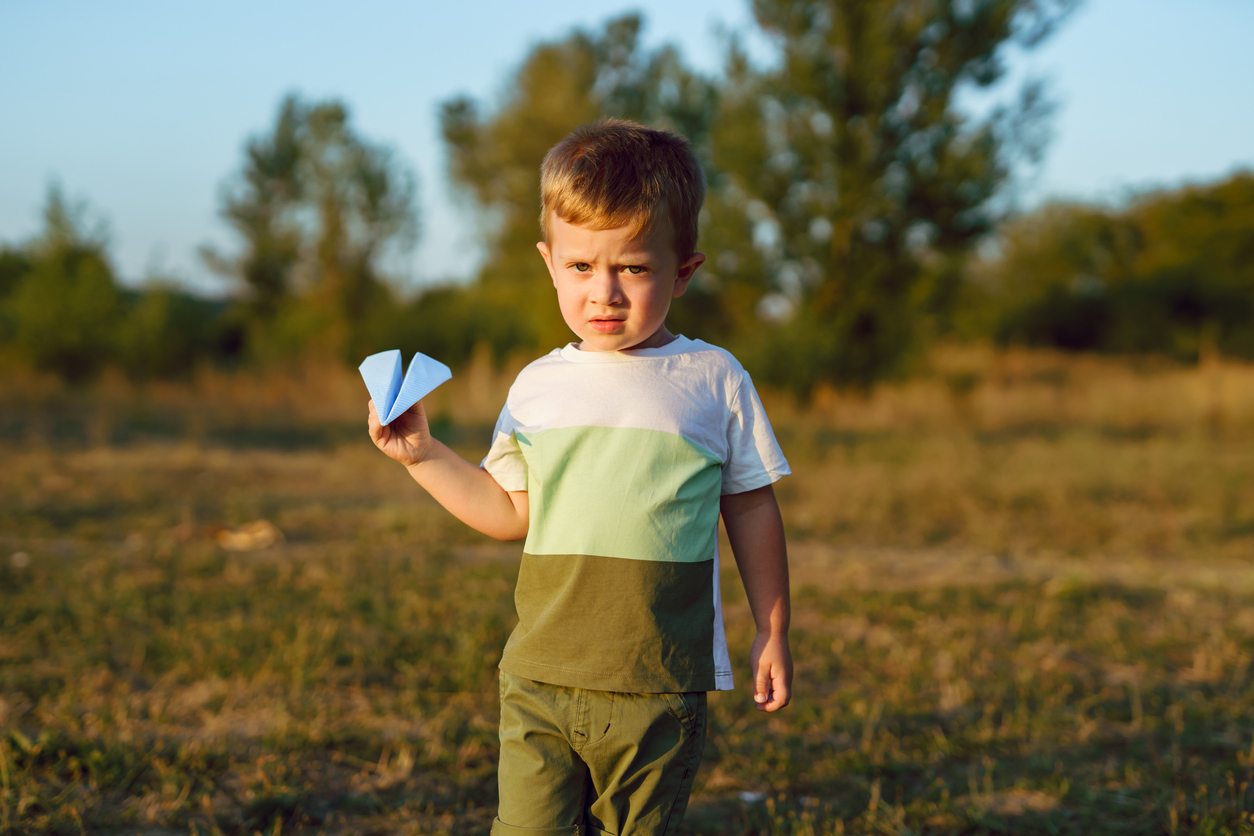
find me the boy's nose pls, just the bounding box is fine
[589,272,624,305]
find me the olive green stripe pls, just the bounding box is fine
[501,553,718,693]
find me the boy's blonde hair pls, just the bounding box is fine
[539,118,706,257]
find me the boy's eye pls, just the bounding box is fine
[573,263,591,273]
[623,265,646,275]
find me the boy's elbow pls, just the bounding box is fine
[494,528,528,543]
[487,516,529,542]
[494,491,529,542]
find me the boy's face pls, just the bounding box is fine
[537,214,706,352]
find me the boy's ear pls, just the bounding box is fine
[672,251,706,299]
[536,241,556,282]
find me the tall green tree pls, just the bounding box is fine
[439,14,717,354]
[205,94,418,360]
[437,5,1073,388]
[705,0,1077,393]
[203,97,304,322]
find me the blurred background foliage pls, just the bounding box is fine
[964,173,1254,361]
[1,0,1251,395]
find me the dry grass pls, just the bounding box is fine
[2,347,1254,834]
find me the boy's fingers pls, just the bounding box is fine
[766,673,791,711]
[762,666,792,711]
[751,660,792,712]
[367,401,387,443]
[754,666,771,709]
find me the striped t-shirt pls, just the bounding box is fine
[481,336,790,693]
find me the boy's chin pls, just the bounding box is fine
[579,329,670,352]
[576,337,627,352]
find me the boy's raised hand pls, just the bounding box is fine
[751,631,792,712]
[366,397,529,541]
[368,398,431,467]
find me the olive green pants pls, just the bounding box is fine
[492,671,708,836]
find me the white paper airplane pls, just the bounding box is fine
[359,350,452,425]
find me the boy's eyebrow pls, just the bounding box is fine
[552,246,656,262]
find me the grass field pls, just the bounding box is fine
[3,348,1254,834]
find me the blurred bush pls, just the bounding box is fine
[114,287,237,379]
[0,187,240,381]
[1,187,121,380]
[966,172,1254,361]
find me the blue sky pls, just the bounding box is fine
[1,0,1251,294]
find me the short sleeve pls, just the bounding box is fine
[721,369,791,495]
[480,401,528,492]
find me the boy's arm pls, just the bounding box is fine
[721,483,792,712]
[369,399,529,541]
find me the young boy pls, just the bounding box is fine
[368,119,791,835]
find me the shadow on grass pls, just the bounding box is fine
[3,408,496,452]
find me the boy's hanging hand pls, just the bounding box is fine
[750,631,793,712]
[721,485,793,713]
[368,398,432,467]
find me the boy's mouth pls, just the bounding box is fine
[589,316,625,333]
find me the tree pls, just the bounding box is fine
[204,97,304,322]
[974,171,1254,359]
[4,185,121,380]
[1129,173,1254,360]
[114,286,233,379]
[439,14,717,355]
[703,0,1077,393]
[205,94,418,361]
[0,247,32,304]
[436,5,1073,389]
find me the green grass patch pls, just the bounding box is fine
[2,421,1254,833]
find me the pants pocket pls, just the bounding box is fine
[662,691,705,739]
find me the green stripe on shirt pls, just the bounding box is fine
[516,425,722,564]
